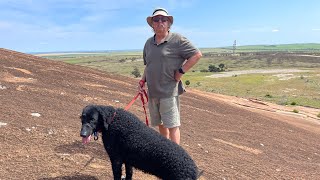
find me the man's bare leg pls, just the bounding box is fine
[159,125,180,144]
[159,124,169,139]
[169,126,180,145]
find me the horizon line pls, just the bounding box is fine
[28,42,320,54]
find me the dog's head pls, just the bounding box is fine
[80,105,99,144]
[80,105,114,144]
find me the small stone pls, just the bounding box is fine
[47,129,54,135]
[0,122,8,127]
[31,113,41,117]
[0,85,7,90]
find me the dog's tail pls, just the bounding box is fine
[197,169,204,179]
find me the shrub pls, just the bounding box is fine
[290,102,297,105]
[185,80,190,86]
[293,109,299,113]
[218,63,225,71]
[208,64,220,72]
[131,67,141,78]
[265,94,273,98]
[317,113,320,118]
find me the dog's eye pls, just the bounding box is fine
[80,114,86,119]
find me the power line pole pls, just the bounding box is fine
[233,40,236,54]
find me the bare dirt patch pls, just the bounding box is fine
[2,72,36,83]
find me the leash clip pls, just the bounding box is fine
[93,131,99,141]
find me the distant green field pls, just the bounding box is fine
[220,43,320,52]
[184,71,320,108]
[40,43,320,109]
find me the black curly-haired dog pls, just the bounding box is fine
[80,105,200,180]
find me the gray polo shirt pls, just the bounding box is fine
[143,32,199,98]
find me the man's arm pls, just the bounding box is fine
[175,51,202,81]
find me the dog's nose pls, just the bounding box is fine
[80,127,91,137]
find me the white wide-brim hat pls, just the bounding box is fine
[146,8,173,27]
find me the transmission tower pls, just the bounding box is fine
[233,40,236,54]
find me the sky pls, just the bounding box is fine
[0,0,319,53]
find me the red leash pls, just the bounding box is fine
[124,89,149,126]
[109,81,149,126]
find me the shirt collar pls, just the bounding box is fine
[152,31,172,45]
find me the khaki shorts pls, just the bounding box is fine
[148,96,180,128]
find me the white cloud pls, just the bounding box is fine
[0,21,12,29]
[312,28,320,31]
[272,29,279,32]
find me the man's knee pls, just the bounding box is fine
[169,126,180,144]
[169,126,179,133]
[159,124,169,138]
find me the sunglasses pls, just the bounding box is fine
[152,16,169,22]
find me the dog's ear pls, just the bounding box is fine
[97,109,108,123]
[103,120,109,130]
[98,106,114,120]
[97,106,115,130]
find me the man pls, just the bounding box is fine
[139,8,202,145]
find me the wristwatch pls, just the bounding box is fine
[178,67,185,74]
